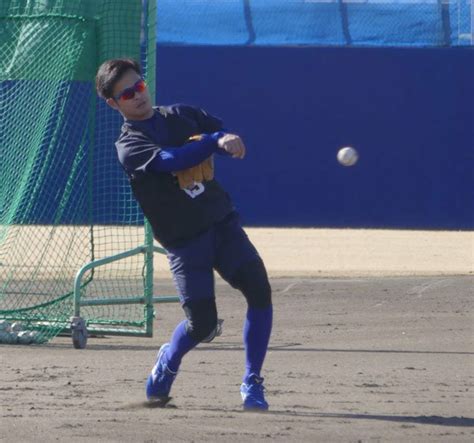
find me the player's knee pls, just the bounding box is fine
[230,258,272,309]
[183,298,218,342]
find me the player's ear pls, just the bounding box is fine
[106,97,119,111]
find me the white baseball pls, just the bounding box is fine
[337,146,359,167]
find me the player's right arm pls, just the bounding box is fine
[216,134,246,159]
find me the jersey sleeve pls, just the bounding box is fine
[115,131,161,177]
[148,133,221,173]
[176,104,224,133]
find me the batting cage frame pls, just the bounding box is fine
[0,0,179,349]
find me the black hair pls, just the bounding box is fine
[95,58,141,99]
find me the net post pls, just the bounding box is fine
[144,219,154,337]
[145,0,157,100]
[143,0,157,338]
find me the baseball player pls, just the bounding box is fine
[96,58,273,410]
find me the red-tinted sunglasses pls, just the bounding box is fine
[114,79,146,101]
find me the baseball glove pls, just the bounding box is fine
[175,135,214,189]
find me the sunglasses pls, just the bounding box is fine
[114,79,146,101]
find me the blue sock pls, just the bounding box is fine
[164,319,198,373]
[243,305,273,382]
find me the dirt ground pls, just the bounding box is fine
[1,229,473,442]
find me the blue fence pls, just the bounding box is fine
[12,45,472,229]
[156,0,472,47]
[155,45,473,229]
[8,2,473,229]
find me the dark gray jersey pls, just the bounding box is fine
[115,104,234,247]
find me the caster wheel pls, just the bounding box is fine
[70,316,88,349]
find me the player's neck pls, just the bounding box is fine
[122,107,154,121]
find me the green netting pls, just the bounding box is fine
[0,0,157,345]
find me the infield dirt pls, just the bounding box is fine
[1,228,473,442]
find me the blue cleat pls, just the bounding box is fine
[240,373,269,411]
[146,343,177,400]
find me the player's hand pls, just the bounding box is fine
[217,134,246,159]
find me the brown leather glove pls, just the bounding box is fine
[175,167,195,189]
[175,135,214,189]
[201,156,214,181]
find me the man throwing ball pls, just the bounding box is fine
[96,59,272,410]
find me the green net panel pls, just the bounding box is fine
[0,0,160,345]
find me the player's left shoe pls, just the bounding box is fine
[240,373,269,411]
[146,343,177,400]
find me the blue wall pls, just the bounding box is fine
[156,46,473,229]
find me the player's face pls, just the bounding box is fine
[107,69,153,120]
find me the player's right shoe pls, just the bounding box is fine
[240,373,269,411]
[146,343,177,400]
